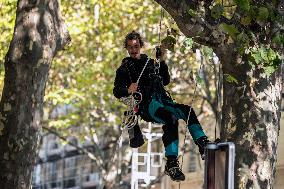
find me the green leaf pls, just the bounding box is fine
[248,6,259,18]
[161,35,176,52]
[251,51,262,64]
[218,23,240,39]
[257,7,269,21]
[264,66,277,76]
[250,46,281,75]
[183,38,194,48]
[234,0,250,12]
[201,46,213,57]
[259,46,269,62]
[272,34,284,45]
[224,74,238,84]
[267,48,277,61]
[237,47,246,55]
[236,32,249,47]
[211,4,224,19]
[240,15,252,25]
[248,60,256,69]
[180,46,186,54]
[187,9,197,17]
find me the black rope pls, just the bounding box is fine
[158,7,164,45]
[215,62,222,141]
[218,64,221,140]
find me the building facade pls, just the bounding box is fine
[32,134,102,189]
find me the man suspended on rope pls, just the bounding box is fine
[113,31,210,182]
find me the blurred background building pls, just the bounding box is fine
[32,114,284,189]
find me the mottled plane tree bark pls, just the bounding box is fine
[154,0,284,188]
[0,0,70,188]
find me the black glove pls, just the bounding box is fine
[156,46,162,60]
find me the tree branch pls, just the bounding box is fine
[154,0,217,46]
[154,0,240,48]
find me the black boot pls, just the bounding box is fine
[128,124,144,148]
[195,136,210,160]
[164,157,185,182]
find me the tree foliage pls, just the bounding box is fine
[0,0,17,97]
[43,0,163,135]
[0,0,221,145]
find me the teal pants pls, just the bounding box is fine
[148,96,206,157]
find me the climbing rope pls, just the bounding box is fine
[120,92,142,129]
[215,62,222,140]
[178,52,205,189]
[178,54,222,189]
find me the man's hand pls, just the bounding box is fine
[128,83,138,94]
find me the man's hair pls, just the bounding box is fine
[124,31,144,48]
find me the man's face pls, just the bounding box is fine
[126,39,141,59]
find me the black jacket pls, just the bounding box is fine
[113,54,170,118]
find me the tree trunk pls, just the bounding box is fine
[0,0,70,188]
[153,1,282,188]
[218,50,282,189]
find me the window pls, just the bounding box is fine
[64,157,78,188]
